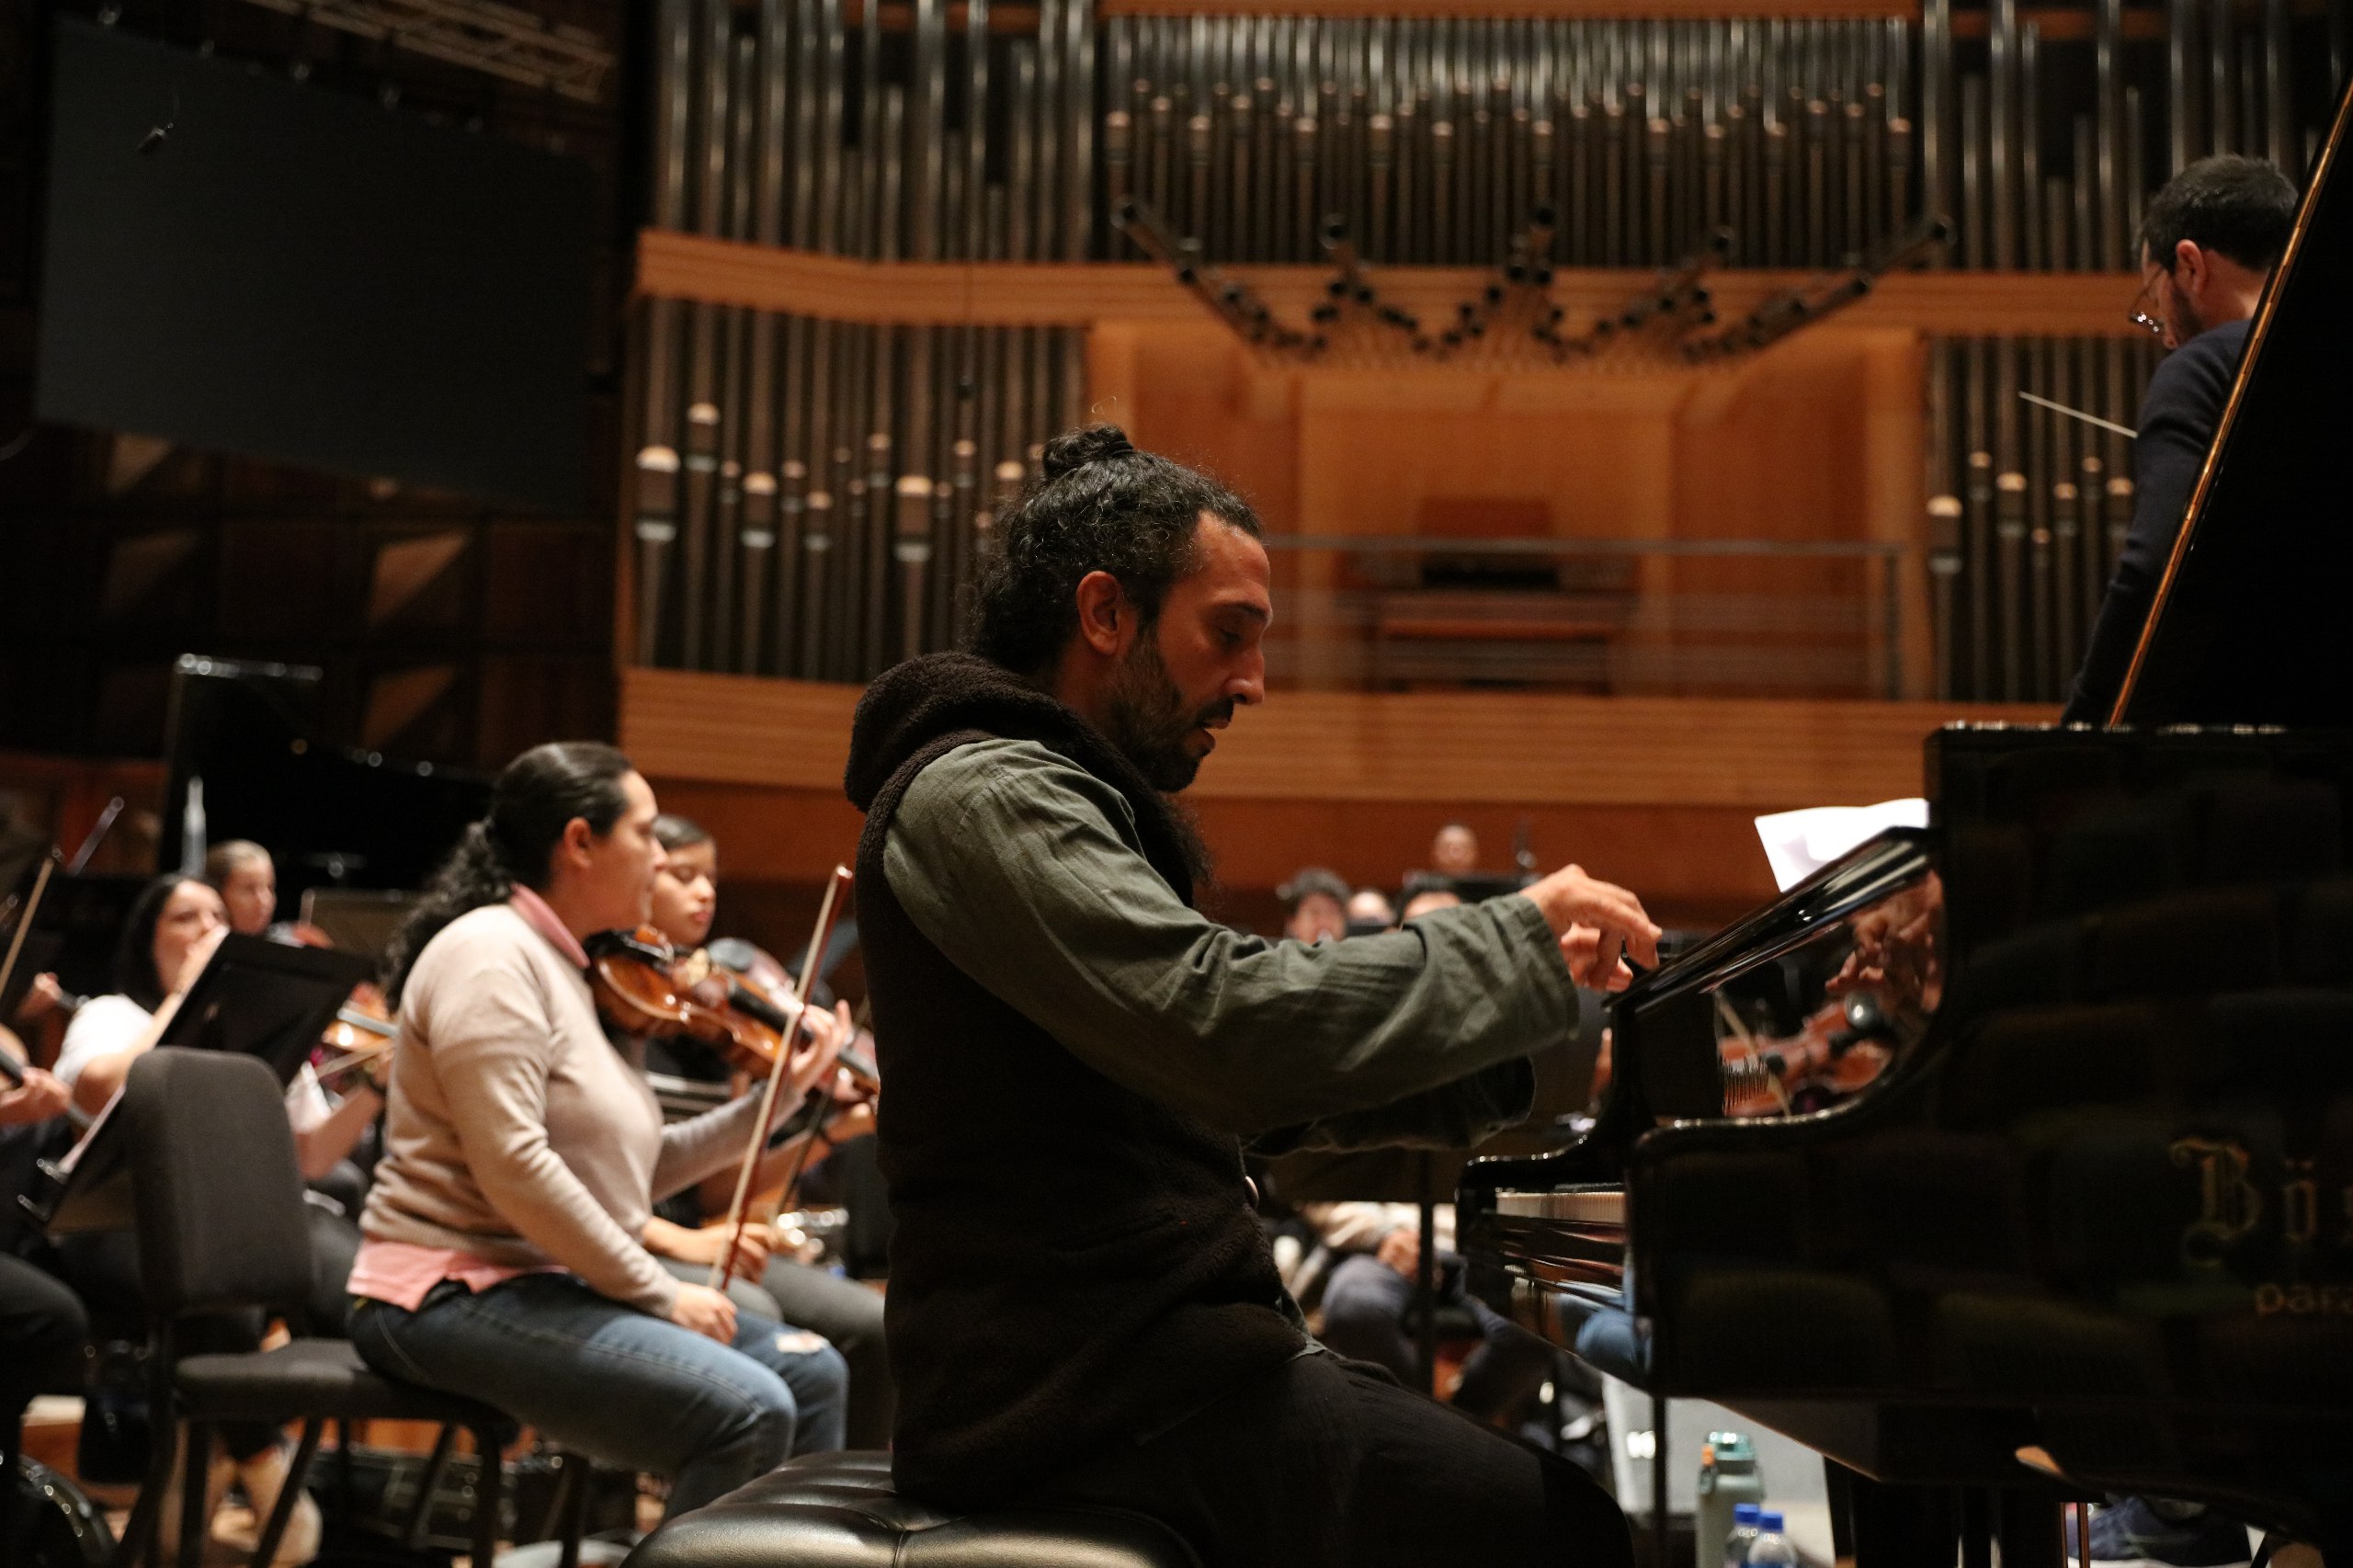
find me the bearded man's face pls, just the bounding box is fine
[1098,516,1271,793]
[1102,631,1233,792]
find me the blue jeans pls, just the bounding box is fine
[351,1274,848,1516]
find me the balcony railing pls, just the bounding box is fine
[1254,534,1911,699]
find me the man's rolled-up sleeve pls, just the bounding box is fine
[884,741,1581,1139]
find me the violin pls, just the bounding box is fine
[589,928,878,1097]
[706,941,884,1096]
[312,983,398,1086]
[1717,993,1895,1118]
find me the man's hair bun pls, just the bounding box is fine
[972,421,1260,677]
[1039,423,1138,481]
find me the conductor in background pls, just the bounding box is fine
[2063,154,2299,723]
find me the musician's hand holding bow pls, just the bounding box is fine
[1520,865,1661,990]
[0,1062,70,1128]
[668,1281,739,1345]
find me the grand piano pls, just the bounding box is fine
[1463,74,2353,1563]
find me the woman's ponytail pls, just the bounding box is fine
[382,742,633,1003]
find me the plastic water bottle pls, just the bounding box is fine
[1720,1502,1763,1568]
[1696,1431,1765,1567]
[1745,1510,1798,1566]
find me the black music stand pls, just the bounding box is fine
[158,933,371,1086]
[1449,872,1535,903]
[28,937,369,1236]
[296,888,414,967]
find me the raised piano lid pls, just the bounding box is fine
[2114,69,2353,726]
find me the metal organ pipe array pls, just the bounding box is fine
[1106,17,1923,269]
[631,0,1090,679]
[626,0,2350,695]
[1926,334,2165,705]
[1104,5,2340,277]
[633,309,1082,681]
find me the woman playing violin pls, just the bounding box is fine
[628,813,892,1449]
[348,743,847,1517]
[57,876,386,1187]
[203,839,278,938]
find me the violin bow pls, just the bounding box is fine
[0,849,60,1015]
[0,855,60,1114]
[710,865,853,1291]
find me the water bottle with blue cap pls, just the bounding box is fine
[1720,1502,1764,1568]
[1745,1509,1797,1566]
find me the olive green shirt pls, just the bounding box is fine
[883,737,1587,1146]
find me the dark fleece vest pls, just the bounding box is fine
[845,653,1303,1506]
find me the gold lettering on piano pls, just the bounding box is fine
[2170,1137,2262,1271]
[2282,1160,2319,1249]
[2255,1284,2353,1316]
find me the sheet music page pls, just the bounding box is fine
[1754,799,1928,892]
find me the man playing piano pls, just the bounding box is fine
[2063,154,2299,724]
[844,423,1656,1566]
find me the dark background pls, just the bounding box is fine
[40,17,593,517]
[0,0,639,771]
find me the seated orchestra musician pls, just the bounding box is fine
[204,838,282,939]
[0,1043,85,1515]
[625,812,894,1449]
[205,835,391,1219]
[1275,866,1350,945]
[347,742,849,1518]
[1346,884,1398,931]
[55,873,387,1209]
[43,871,367,1561]
[1397,873,1465,923]
[840,423,1658,1565]
[1428,822,1482,881]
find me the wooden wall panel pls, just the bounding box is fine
[1089,319,1928,696]
[623,667,2046,810]
[1091,324,1301,529]
[622,670,859,792]
[1186,799,1788,927]
[0,752,165,877]
[629,668,2050,949]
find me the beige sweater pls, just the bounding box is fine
[358,903,786,1315]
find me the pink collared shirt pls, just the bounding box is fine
[346,888,588,1312]
[506,881,590,968]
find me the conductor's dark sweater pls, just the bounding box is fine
[2063,317,2251,723]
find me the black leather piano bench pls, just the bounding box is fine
[620,1450,1202,1568]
